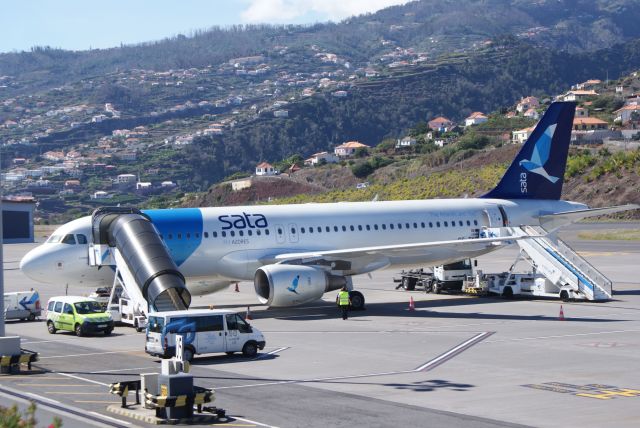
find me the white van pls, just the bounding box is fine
[145,309,266,361]
[4,290,41,321]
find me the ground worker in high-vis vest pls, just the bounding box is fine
[337,286,351,320]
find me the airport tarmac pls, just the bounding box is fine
[1,223,640,427]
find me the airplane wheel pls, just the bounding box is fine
[349,291,365,310]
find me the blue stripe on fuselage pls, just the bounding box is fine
[143,208,203,266]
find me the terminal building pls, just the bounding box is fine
[2,198,36,243]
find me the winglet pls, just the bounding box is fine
[483,101,576,200]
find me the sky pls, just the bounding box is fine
[1,0,411,53]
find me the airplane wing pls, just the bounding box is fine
[538,204,640,230]
[272,234,537,263]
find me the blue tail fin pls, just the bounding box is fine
[482,101,576,200]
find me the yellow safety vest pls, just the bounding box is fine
[338,291,350,306]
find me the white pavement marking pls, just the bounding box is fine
[252,346,290,361]
[219,332,492,390]
[485,329,640,343]
[233,415,280,428]
[89,412,131,425]
[414,331,494,371]
[26,392,61,404]
[90,366,156,374]
[57,372,110,386]
[39,349,140,359]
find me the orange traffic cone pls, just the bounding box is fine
[246,306,253,320]
[234,282,240,292]
[409,296,415,311]
[559,305,565,321]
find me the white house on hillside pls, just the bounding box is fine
[516,96,539,113]
[304,151,339,166]
[255,162,277,176]
[334,141,369,157]
[464,112,488,127]
[512,126,534,144]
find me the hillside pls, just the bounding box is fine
[190,145,640,219]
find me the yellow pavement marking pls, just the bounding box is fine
[15,383,100,387]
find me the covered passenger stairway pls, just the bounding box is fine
[87,207,191,318]
[508,225,612,301]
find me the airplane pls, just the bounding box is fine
[20,102,638,309]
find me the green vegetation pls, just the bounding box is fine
[0,402,62,428]
[578,229,640,240]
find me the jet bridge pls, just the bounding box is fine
[507,225,612,301]
[87,207,191,315]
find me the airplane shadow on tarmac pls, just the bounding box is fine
[252,295,628,323]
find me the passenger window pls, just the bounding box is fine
[334,226,338,232]
[301,227,306,234]
[421,222,425,228]
[429,222,433,228]
[239,230,244,236]
[230,231,235,237]
[204,232,209,238]
[63,303,73,315]
[374,224,378,230]
[256,230,261,236]
[235,315,251,333]
[195,233,200,238]
[382,224,387,230]
[47,301,55,311]
[61,234,76,245]
[177,233,182,239]
[444,221,448,227]
[265,229,270,235]
[436,222,440,227]
[168,234,173,239]
[466,220,471,226]
[308,227,313,234]
[349,225,354,231]
[222,231,226,238]
[213,231,218,238]
[186,233,191,239]
[54,302,62,313]
[248,230,253,236]
[366,225,371,231]
[196,315,224,332]
[278,228,283,234]
[389,224,394,230]
[397,224,402,229]
[317,227,322,233]
[326,226,330,232]
[76,234,87,244]
[474,220,478,226]
[459,221,463,226]
[341,225,346,232]
[291,228,296,234]
[358,225,362,231]
[225,314,237,330]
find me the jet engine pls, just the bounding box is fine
[254,264,347,307]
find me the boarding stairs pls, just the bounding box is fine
[509,225,612,301]
[87,208,191,322]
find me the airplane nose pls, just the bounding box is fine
[20,246,50,282]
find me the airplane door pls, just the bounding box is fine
[498,205,509,226]
[287,223,299,243]
[275,224,286,244]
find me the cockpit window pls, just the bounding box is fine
[47,235,61,244]
[76,234,87,244]
[61,234,76,245]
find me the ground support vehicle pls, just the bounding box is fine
[3,290,41,321]
[46,296,114,336]
[394,259,475,294]
[145,309,266,361]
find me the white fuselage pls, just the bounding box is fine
[20,197,586,297]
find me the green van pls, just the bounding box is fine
[46,296,114,336]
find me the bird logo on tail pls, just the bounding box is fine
[519,124,559,183]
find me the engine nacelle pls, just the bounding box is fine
[254,264,347,307]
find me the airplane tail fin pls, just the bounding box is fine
[482,101,576,200]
